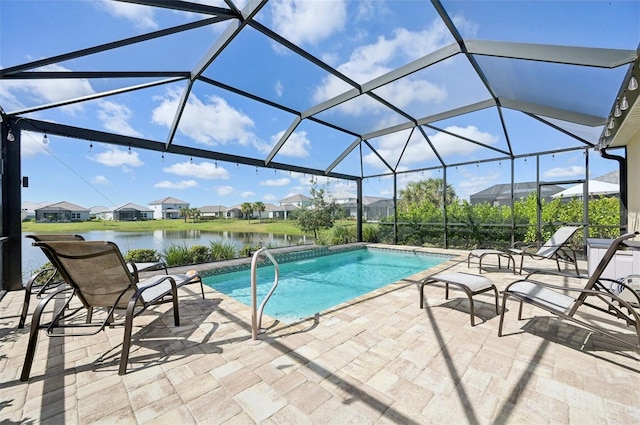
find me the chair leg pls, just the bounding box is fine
[20,293,54,381]
[172,290,180,327]
[119,306,136,376]
[498,293,510,337]
[492,286,500,315]
[467,295,476,326]
[517,300,524,320]
[19,288,32,329]
[519,255,524,274]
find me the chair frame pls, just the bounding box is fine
[19,234,86,328]
[498,231,640,351]
[508,226,581,274]
[20,234,176,328]
[20,240,201,381]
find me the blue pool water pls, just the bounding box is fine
[203,248,450,323]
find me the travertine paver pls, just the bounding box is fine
[2,244,640,424]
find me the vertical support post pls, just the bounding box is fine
[393,173,397,245]
[536,155,541,245]
[510,157,515,245]
[583,147,589,253]
[2,119,23,291]
[443,166,448,249]
[356,178,362,242]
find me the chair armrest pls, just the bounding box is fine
[523,269,589,280]
[505,278,640,323]
[126,261,140,281]
[132,275,179,305]
[25,267,65,293]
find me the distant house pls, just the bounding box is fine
[35,201,90,222]
[340,196,394,220]
[330,191,357,204]
[102,203,153,221]
[279,194,312,208]
[22,201,50,221]
[89,205,108,220]
[200,205,228,219]
[266,203,299,220]
[469,182,564,206]
[225,205,243,219]
[149,197,189,219]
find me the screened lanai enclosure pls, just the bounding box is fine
[1,0,639,291]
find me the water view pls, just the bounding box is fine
[21,230,312,278]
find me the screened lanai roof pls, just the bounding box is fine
[1,0,639,182]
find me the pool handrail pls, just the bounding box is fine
[250,247,280,341]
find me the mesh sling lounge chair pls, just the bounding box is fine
[20,240,204,381]
[19,234,171,328]
[498,231,640,351]
[19,234,85,328]
[508,226,581,274]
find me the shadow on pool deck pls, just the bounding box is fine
[2,245,640,423]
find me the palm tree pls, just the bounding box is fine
[253,201,265,223]
[400,178,456,209]
[241,202,254,223]
[179,206,190,223]
[189,207,201,223]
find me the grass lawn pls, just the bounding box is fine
[22,218,312,236]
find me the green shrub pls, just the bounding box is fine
[314,231,331,246]
[209,240,237,260]
[240,244,258,257]
[330,225,354,244]
[162,243,191,267]
[124,248,161,263]
[188,245,211,264]
[362,224,379,243]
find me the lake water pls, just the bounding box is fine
[21,230,312,279]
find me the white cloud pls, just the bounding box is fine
[543,165,585,178]
[19,131,50,158]
[163,161,230,180]
[215,185,234,196]
[92,147,143,167]
[0,64,94,114]
[263,130,311,158]
[92,175,109,185]
[363,125,497,169]
[260,178,291,187]
[154,180,198,189]
[152,89,257,147]
[311,17,467,115]
[270,0,346,46]
[275,80,283,98]
[263,194,277,201]
[97,100,143,138]
[98,0,158,30]
[240,191,255,199]
[457,171,501,200]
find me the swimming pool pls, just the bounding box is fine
[203,247,451,323]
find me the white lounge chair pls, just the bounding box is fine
[508,226,581,274]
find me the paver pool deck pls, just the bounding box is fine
[2,245,640,424]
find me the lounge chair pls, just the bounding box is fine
[20,240,204,381]
[508,226,581,274]
[498,231,640,351]
[19,234,171,328]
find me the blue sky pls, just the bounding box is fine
[2,0,638,210]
